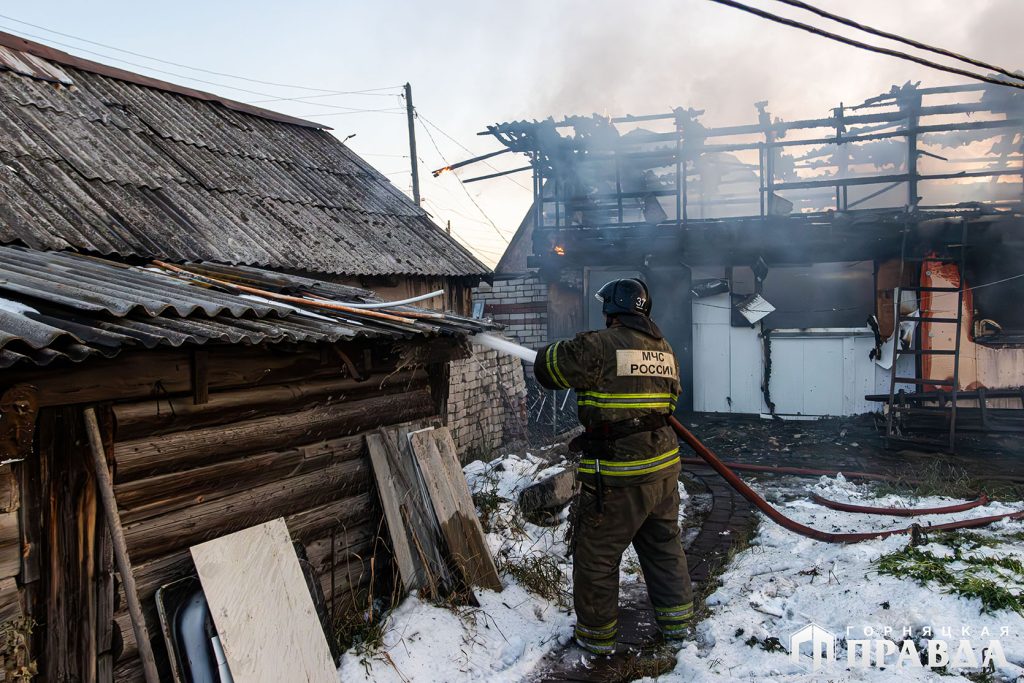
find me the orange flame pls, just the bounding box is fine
[554,245,566,256]
[432,166,453,178]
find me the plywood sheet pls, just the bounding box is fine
[190,518,335,683]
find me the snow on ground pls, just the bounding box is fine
[663,474,1024,682]
[338,451,576,683]
[340,453,1024,683]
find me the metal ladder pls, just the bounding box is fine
[884,219,967,452]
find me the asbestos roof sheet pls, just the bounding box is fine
[0,246,495,368]
[0,47,487,277]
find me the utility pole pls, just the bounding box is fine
[404,82,421,206]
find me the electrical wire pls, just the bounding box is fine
[773,0,1024,84]
[705,0,1024,91]
[0,24,407,114]
[416,112,511,245]
[0,12,403,96]
[297,108,406,117]
[416,113,532,192]
[248,91,401,104]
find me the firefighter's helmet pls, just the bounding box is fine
[595,278,652,318]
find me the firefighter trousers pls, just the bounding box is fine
[572,474,693,653]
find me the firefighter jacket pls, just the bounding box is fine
[534,323,681,486]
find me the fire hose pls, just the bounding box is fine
[668,416,1024,543]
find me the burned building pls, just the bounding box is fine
[471,82,1024,449]
[0,31,510,680]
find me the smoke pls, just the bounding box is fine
[503,0,1024,219]
[526,0,1024,127]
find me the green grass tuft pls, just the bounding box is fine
[876,530,1024,615]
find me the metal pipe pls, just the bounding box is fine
[462,165,531,183]
[152,261,419,324]
[340,290,445,309]
[84,407,161,683]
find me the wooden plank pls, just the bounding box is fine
[408,429,502,592]
[122,459,370,563]
[114,434,365,524]
[0,510,22,579]
[190,349,210,405]
[10,347,325,408]
[0,465,19,513]
[431,428,501,591]
[391,424,454,597]
[0,577,21,623]
[114,389,434,481]
[112,369,427,440]
[84,407,160,683]
[191,518,336,683]
[366,433,419,592]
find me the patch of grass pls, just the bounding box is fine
[497,553,571,607]
[871,460,1022,502]
[744,635,789,654]
[607,647,677,681]
[0,617,36,682]
[471,468,504,533]
[622,554,642,575]
[333,593,397,669]
[876,532,1024,615]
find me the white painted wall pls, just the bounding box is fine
[692,293,911,417]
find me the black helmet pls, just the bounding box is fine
[596,278,652,317]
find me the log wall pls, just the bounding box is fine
[10,343,442,682]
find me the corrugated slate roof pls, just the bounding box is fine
[0,36,487,277]
[0,246,495,368]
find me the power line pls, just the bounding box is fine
[421,200,506,258]
[416,112,510,245]
[298,108,406,117]
[416,113,532,192]
[248,91,402,104]
[773,0,1024,84]
[0,24,407,114]
[705,0,1024,91]
[423,196,505,229]
[925,270,1024,297]
[0,12,403,96]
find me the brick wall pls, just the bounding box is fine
[472,274,548,347]
[447,341,528,461]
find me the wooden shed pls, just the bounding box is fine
[0,31,490,681]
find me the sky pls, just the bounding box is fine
[4,0,1022,267]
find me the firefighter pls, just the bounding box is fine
[534,278,692,655]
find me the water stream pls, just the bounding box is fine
[469,332,537,364]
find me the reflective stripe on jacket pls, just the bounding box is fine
[534,325,681,486]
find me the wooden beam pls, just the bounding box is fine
[82,407,159,683]
[114,389,434,481]
[190,349,209,406]
[112,369,427,440]
[366,433,419,592]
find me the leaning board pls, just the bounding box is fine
[190,518,336,683]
